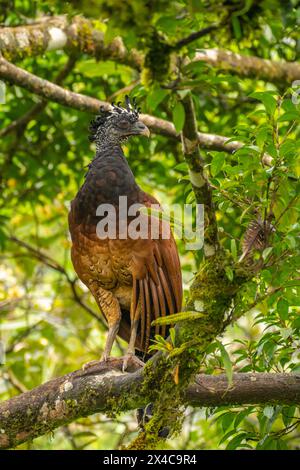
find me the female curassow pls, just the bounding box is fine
[68,97,182,371]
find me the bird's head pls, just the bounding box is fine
[89,96,150,150]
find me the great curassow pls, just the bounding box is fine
[68,96,182,373]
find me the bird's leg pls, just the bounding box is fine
[101,319,120,362]
[98,289,121,362]
[83,286,121,370]
[122,319,144,372]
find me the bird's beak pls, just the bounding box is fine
[140,123,150,137]
[131,121,150,137]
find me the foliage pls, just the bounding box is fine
[0,0,300,450]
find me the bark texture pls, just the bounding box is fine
[0,356,299,450]
[194,49,300,85]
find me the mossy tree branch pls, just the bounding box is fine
[0,15,143,68]
[181,93,219,257]
[192,49,300,85]
[1,356,299,450]
[0,55,272,164]
[1,16,299,86]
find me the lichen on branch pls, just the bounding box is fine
[1,355,299,450]
[193,49,300,86]
[181,93,219,257]
[0,15,143,68]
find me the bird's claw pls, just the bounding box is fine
[122,353,144,372]
[101,352,109,363]
[82,360,100,371]
[122,353,132,372]
[82,354,144,373]
[82,354,109,371]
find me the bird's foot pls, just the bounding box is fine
[82,360,99,371]
[82,354,110,371]
[122,353,145,372]
[81,354,144,373]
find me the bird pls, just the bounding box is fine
[68,96,182,371]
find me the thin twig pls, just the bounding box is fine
[173,24,219,50]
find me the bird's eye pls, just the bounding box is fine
[118,120,129,129]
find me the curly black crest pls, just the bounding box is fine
[89,95,141,142]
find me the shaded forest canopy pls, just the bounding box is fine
[0,0,300,451]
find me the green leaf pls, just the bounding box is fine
[220,411,236,433]
[263,406,274,419]
[277,298,289,321]
[152,311,205,326]
[226,433,248,450]
[257,436,277,450]
[154,15,177,34]
[230,239,237,261]
[282,406,296,427]
[211,153,225,177]
[167,338,201,357]
[276,439,288,450]
[278,111,300,122]
[73,431,98,438]
[173,102,185,133]
[279,140,296,158]
[174,162,188,172]
[169,327,176,346]
[219,428,239,445]
[0,227,7,250]
[77,438,97,450]
[262,246,273,260]
[217,341,233,386]
[231,16,242,39]
[250,92,277,116]
[225,266,234,282]
[234,407,254,428]
[256,126,270,148]
[146,87,169,111]
[280,327,294,340]
[76,60,132,79]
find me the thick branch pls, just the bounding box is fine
[1,17,299,87]
[181,93,219,256]
[0,15,142,69]
[193,49,300,85]
[0,55,103,112]
[0,56,272,163]
[0,359,299,449]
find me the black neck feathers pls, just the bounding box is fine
[73,146,139,224]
